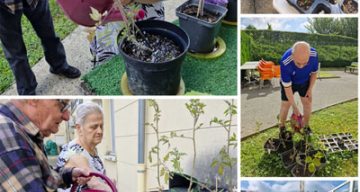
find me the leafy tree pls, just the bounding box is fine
[246,24,257,30]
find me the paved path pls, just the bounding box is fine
[3,0,186,95]
[241,0,278,13]
[241,71,358,138]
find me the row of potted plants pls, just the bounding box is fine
[287,0,358,14]
[264,127,327,177]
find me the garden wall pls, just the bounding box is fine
[242,30,358,67]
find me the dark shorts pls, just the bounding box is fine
[281,81,310,101]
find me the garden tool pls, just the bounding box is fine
[70,172,118,192]
[290,113,304,133]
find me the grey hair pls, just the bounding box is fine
[291,41,310,54]
[75,102,103,125]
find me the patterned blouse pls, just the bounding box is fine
[90,2,165,67]
[56,140,105,192]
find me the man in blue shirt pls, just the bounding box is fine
[279,41,318,133]
[0,0,81,95]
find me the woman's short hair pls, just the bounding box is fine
[75,102,103,125]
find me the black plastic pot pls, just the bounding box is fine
[339,0,358,13]
[224,0,237,22]
[291,164,315,177]
[278,140,294,154]
[286,0,344,13]
[264,138,281,154]
[176,0,227,53]
[118,20,189,95]
[280,149,297,170]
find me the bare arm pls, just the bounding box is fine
[284,86,300,115]
[65,155,111,191]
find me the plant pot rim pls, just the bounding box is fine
[118,20,189,65]
[176,0,228,26]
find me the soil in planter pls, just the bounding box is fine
[297,0,315,10]
[342,0,358,13]
[121,32,181,63]
[181,5,220,23]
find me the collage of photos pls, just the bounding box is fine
[0,0,358,191]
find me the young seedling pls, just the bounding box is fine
[210,100,237,191]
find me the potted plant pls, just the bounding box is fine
[223,0,237,23]
[116,3,189,95]
[340,0,358,13]
[176,0,228,53]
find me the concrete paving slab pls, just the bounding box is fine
[241,0,278,13]
[2,0,187,95]
[241,71,358,138]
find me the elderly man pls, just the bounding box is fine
[277,41,318,133]
[0,99,89,191]
[0,0,81,95]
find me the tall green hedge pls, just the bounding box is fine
[242,30,358,67]
[241,31,251,65]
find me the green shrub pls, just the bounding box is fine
[241,31,252,65]
[242,30,358,67]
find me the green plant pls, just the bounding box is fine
[303,151,324,175]
[146,100,186,191]
[210,100,237,191]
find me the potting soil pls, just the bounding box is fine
[82,22,237,95]
[182,5,220,23]
[297,0,314,10]
[121,33,181,63]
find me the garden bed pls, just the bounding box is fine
[0,0,77,93]
[241,99,358,177]
[82,22,237,95]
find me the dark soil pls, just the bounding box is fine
[182,5,220,23]
[328,0,338,4]
[297,0,314,10]
[281,149,296,169]
[342,0,358,13]
[121,32,181,63]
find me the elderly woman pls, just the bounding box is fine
[90,0,164,66]
[56,102,109,191]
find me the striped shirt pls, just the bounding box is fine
[280,47,319,87]
[0,102,72,192]
[0,0,38,14]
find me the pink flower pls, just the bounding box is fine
[136,9,146,20]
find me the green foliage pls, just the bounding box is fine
[305,18,358,39]
[242,30,358,67]
[0,0,76,93]
[241,100,358,177]
[240,31,252,65]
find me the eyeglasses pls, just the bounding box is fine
[57,99,71,113]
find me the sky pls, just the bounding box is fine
[241,18,310,33]
[241,180,347,192]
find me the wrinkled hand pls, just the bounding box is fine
[72,168,90,185]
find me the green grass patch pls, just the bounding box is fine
[241,99,358,177]
[0,0,77,93]
[318,71,340,79]
[82,23,237,95]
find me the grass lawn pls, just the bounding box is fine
[318,71,340,79]
[241,99,358,177]
[0,0,77,93]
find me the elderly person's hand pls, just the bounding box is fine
[72,168,91,185]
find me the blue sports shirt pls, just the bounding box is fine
[280,47,319,87]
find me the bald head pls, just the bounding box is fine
[292,41,311,68]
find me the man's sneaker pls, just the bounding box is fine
[50,65,81,78]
